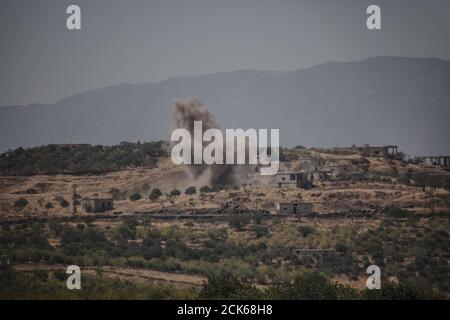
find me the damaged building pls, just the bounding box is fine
[274,170,327,188]
[306,170,327,182]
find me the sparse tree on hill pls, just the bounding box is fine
[149,188,162,201]
[129,192,142,201]
[185,186,196,195]
[14,197,28,209]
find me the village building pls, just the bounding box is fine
[332,144,398,158]
[323,161,363,178]
[274,170,327,188]
[274,172,304,188]
[81,198,114,212]
[415,156,450,167]
[273,172,312,188]
[305,170,327,182]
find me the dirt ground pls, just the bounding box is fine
[15,264,206,287]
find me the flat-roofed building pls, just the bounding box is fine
[416,156,450,167]
[81,198,113,212]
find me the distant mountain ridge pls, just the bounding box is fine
[1,56,449,155]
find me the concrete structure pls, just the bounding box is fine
[81,198,113,212]
[274,172,304,188]
[415,156,450,167]
[276,202,313,214]
[274,172,314,188]
[274,170,327,188]
[332,144,398,158]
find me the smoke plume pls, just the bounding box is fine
[171,98,235,185]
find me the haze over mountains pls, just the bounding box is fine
[1,56,449,155]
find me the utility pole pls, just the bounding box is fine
[430,186,435,214]
[425,185,435,214]
[72,184,77,216]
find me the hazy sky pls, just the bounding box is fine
[1,0,449,106]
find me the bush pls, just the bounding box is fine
[13,198,28,209]
[253,212,266,225]
[207,228,228,241]
[385,205,407,218]
[200,185,213,193]
[228,215,251,231]
[297,225,315,237]
[266,272,358,299]
[253,225,269,238]
[48,219,63,235]
[76,223,85,230]
[185,186,196,195]
[169,189,181,197]
[335,242,348,253]
[109,188,125,200]
[129,192,142,201]
[362,281,442,300]
[53,270,67,282]
[55,196,69,208]
[32,270,48,282]
[199,274,262,299]
[117,220,138,240]
[149,188,162,201]
[44,202,53,209]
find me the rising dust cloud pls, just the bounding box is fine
[170,98,235,186]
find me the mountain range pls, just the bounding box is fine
[1,56,449,155]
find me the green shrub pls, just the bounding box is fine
[52,270,67,282]
[228,215,251,231]
[335,242,348,253]
[76,224,85,230]
[129,192,142,201]
[385,205,407,218]
[253,225,269,238]
[32,270,48,282]
[185,186,197,195]
[48,219,63,235]
[13,198,28,209]
[55,196,69,208]
[297,225,315,237]
[199,274,262,299]
[169,189,181,197]
[200,185,213,193]
[109,188,125,200]
[149,188,162,201]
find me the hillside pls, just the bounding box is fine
[1,146,449,219]
[0,142,166,175]
[1,57,449,155]
[1,147,449,297]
